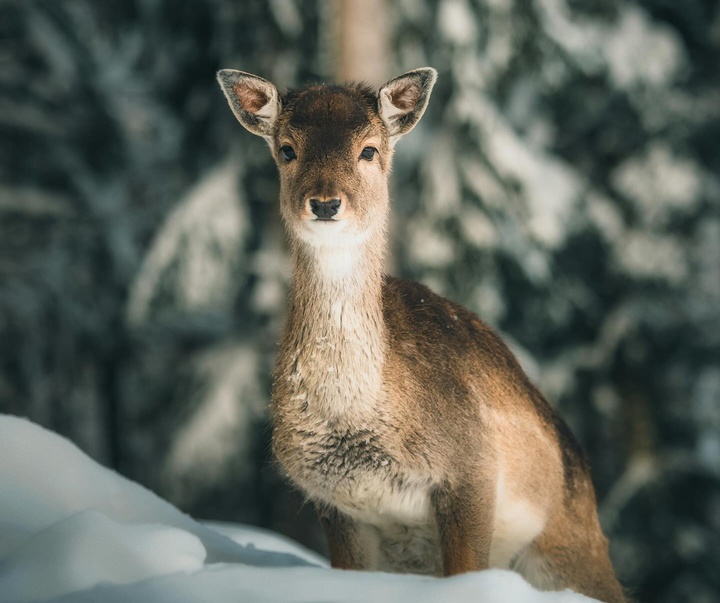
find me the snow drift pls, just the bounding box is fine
[0,415,600,602]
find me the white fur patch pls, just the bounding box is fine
[332,472,432,528]
[303,242,364,284]
[379,89,411,139]
[296,218,376,250]
[331,300,343,326]
[254,90,279,147]
[254,94,278,122]
[489,471,546,568]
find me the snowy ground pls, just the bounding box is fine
[0,415,599,602]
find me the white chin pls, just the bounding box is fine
[296,220,364,247]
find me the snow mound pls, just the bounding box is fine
[0,415,600,603]
[1,510,205,602]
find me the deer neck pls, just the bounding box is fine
[282,228,387,418]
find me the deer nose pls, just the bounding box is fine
[309,198,341,220]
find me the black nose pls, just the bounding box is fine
[310,198,341,220]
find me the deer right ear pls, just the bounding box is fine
[217,70,280,141]
[378,68,437,144]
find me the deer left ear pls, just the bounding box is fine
[378,68,437,144]
[217,69,280,142]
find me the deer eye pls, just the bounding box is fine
[360,147,376,161]
[280,145,296,161]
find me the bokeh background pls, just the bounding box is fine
[1,1,719,601]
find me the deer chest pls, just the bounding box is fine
[272,421,433,526]
[272,325,433,525]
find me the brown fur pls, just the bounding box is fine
[234,83,269,112]
[217,67,626,602]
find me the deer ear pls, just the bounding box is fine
[378,68,437,143]
[217,70,280,140]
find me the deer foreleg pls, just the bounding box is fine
[316,504,378,570]
[432,478,496,575]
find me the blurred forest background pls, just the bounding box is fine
[1,0,719,601]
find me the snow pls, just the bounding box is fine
[164,344,265,503]
[203,522,327,567]
[456,94,582,252]
[126,160,248,326]
[2,511,206,602]
[611,143,702,224]
[537,0,684,90]
[438,0,477,46]
[408,219,456,267]
[0,415,601,603]
[614,230,688,284]
[460,206,499,249]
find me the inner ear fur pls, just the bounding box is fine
[378,68,437,141]
[217,70,280,140]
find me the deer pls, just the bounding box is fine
[217,67,626,603]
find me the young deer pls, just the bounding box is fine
[217,67,625,602]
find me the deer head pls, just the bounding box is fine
[217,69,436,249]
